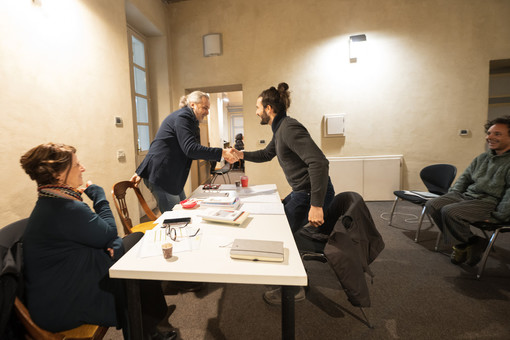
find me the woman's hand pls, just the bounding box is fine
[77,180,93,194]
[308,205,324,227]
[106,248,114,258]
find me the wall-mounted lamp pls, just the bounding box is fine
[349,34,367,63]
[203,33,223,57]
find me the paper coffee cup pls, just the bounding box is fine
[162,243,173,259]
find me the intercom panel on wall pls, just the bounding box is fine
[323,114,345,137]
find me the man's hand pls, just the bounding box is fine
[232,149,244,160]
[222,148,239,164]
[130,173,141,188]
[308,205,324,227]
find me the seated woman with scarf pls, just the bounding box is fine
[20,143,176,340]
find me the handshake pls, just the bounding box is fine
[222,148,243,164]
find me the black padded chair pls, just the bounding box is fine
[388,164,457,242]
[463,221,509,279]
[210,161,232,184]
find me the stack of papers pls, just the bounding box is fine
[201,191,240,209]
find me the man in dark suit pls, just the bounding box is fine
[131,91,238,213]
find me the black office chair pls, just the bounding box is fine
[388,164,457,242]
[210,161,232,184]
[444,221,510,279]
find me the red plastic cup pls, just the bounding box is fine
[241,176,249,187]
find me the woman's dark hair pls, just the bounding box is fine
[259,82,291,115]
[235,133,243,140]
[20,143,76,186]
[485,116,510,135]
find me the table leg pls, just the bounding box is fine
[126,279,144,340]
[281,285,297,340]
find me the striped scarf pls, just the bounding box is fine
[38,184,83,201]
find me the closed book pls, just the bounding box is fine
[230,239,284,262]
[199,209,249,225]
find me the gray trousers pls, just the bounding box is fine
[425,192,496,244]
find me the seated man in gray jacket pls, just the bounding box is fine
[426,116,510,266]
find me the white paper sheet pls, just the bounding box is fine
[240,194,281,203]
[239,202,285,215]
[138,225,202,258]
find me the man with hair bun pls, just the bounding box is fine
[131,91,238,213]
[234,83,335,305]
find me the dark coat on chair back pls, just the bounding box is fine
[136,106,223,195]
[323,192,385,307]
[0,219,28,339]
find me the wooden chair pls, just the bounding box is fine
[112,181,158,235]
[13,297,108,340]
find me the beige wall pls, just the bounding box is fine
[0,0,170,228]
[167,0,510,197]
[2,0,510,227]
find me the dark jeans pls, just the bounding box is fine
[283,177,335,234]
[144,178,186,213]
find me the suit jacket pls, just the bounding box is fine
[137,106,222,195]
[323,192,385,307]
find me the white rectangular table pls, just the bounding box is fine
[109,185,307,339]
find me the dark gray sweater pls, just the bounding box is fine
[244,116,329,207]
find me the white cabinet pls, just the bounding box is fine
[327,155,402,201]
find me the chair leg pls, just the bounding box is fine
[477,229,500,280]
[414,205,427,243]
[211,174,218,184]
[388,197,399,226]
[434,231,442,252]
[359,307,374,329]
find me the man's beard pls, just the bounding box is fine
[259,111,270,125]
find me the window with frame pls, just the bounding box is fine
[128,28,152,154]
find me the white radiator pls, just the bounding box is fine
[327,155,402,201]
